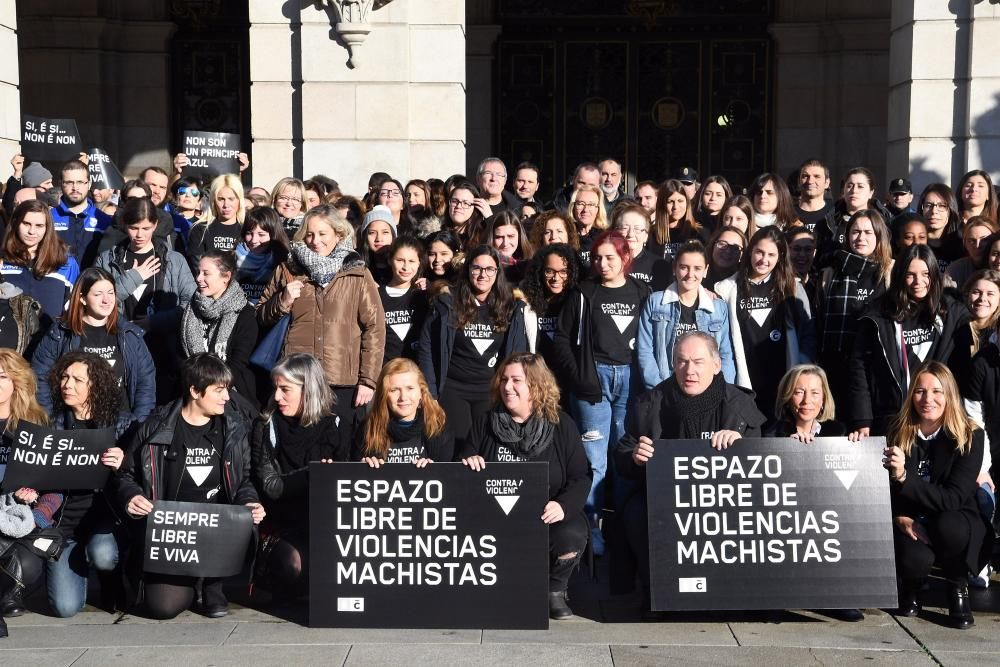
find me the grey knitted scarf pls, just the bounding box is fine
[181,279,248,359]
[289,239,363,287]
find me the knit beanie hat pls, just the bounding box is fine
[360,205,398,238]
[22,162,53,188]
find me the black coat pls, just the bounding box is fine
[767,419,847,438]
[462,411,591,515]
[963,342,1000,473]
[891,428,986,574]
[551,277,650,403]
[846,296,969,433]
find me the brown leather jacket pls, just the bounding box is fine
[256,262,385,388]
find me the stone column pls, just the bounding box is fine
[769,3,891,189]
[249,0,466,196]
[0,0,18,179]
[887,1,1000,193]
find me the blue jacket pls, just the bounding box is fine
[0,258,79,322]
[50,199,112,267]
[636,283,736,389]
[32,320,157,425]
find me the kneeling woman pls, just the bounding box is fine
[461,353,590,620]
[770,365,846,440]
[885,362,986,629]
[353,358,454,465]
[251,354,343,599]
[117,353,264,619]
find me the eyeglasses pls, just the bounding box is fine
[921,202,949,212]
[481,171,506,179]
[62,180,89,188]
[276,195,302,204]
[543,269,569,279]
[715,240,743,250]
[178,187,200,197]
[469,265,498,276]
[573,202,599,210]
[619,225,648,235]
[449,198,473,210]
[380,189,402,197]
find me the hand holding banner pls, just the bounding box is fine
[143,500,254,578]
[1,422,114,491]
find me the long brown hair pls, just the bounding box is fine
[3,200,69,277]
[64,267,119,336]
[845,209,893,283]
[0,349,48,429]
[362,358,446,458]
[653,179,701,245]
[738,226,797,302]
[889,361,976,456]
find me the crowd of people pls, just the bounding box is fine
[0,151,992,633]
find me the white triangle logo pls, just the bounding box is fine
[186,466,212,486]
[546,330,555,340]
[472,338,494,355]
[389,323,411,341]
[107,359,116,367]
[750,308,771,327]
[834,470,858,491]
[494,495,519,515]
[611,314,634,334]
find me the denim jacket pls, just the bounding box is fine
[636,283,736,389]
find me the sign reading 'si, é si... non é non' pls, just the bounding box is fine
[310,462,550,629]
[646,437,898,611]
[21,115,82,162]
[1,422,113,491]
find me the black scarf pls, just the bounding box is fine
[387,411,425,446]
[489,407,555,459]
[662,373,727,438]
[273,412,338,471]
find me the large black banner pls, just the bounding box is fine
[647,437,898,611]
[143,500,253,578]
[22,115,82,161]
[86,147,125,190]
[310,462,549,629]
[182,131,240,180]
[2,422,113,491]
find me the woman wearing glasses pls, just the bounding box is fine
[519,243,580,372]
[705,226,747,290]
[377,178,405,227]
[613,202,671,292]
[442,180,485,249]
[917,183,963,272]
[568,185,608,262]
[270,177,307,236]
[167,178,204,243]
[418,245,528,452]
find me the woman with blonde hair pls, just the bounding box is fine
[568,184,608,261]
[270,177,307,236]
[186,174,246,270]
[257,204,384,443]
[770,364,845,441]
[353,357,453,466]
[461,353,589,621]
[883,362,985,629]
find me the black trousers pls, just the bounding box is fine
[549,512,589,592]
[622,489,652,591]
[439,384,491,455]
[894,510,976,582]
[143,573,225,620]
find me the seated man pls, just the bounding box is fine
[613,331,765,616]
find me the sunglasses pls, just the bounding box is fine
[178,186,201,197]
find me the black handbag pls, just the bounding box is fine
[19,527,64,561]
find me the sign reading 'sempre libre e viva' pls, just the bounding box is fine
[647,437,898,611]
[310,462,549,629]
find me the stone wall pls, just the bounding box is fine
[249,0,466,196]
[0,0,17,179]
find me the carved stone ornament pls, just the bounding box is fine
[321,0,394,68]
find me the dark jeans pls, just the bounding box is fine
[894,510,976,582]
[549,512,589,592]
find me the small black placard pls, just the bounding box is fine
[309,462,550,629]
[182,131,240,180]
[646,437,898,611]
[22,115,82,161]
[143,500,253,578]
[1,422,113,491]
[86,147,125,190]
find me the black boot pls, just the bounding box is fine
[896,579,922,617]
[0,615,7,639]
[1,589,24,618]
[549,591,573,620]
[948,581,974,629]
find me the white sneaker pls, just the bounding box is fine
[591,527,605,557]
[970,563,992,589]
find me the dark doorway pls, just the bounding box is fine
[495,1,773,196]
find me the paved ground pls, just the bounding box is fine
[1,569,998,666]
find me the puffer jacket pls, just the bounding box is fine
[256,261,385,389]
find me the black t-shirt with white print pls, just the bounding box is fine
[900,314,935,377]
[173,418,223,503]
[591,281,643,365]
[447,303,504,390]
[737,277,786,414]
[675,298,699,339]
[379,284,427,363]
